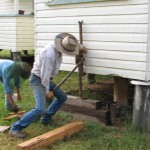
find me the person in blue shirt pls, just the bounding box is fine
[0,59,31,112]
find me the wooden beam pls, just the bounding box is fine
[114,76,129,105]
[61,104,112,125]
[9,110,26,115]
[0,126,10,132]
[66,95,102,110]
[17,121,84,150]
[4,111,25,120]
[46,0,109,6]
[4,114,18,120]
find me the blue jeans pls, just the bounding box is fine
[10,73,67,131]
[0,77,13,110]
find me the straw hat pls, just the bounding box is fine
[55,33,80,55]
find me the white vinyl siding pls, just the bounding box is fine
[0,0,34,52]
[0,17,17,50]
[0,0,14,14]
[16,16,34,51]
[35,0,150,81]
[0,16,34,52]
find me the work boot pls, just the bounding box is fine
[9,130,26,139]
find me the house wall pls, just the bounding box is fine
[0,16,17,50]
[0,0,34,52]
[35,0,149,81]
[16,16,34,51]
[0,0,14,14]
[0,0,33,14]
[0,16,34,52]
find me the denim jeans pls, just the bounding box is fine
[0,77,13,110]
[10,73,67,131]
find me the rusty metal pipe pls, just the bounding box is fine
[76,21,84,98]
[53,58,85,91]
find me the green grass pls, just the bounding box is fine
[0,49,34,60]
[0,71,150,150]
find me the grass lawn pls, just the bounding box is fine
[0,71,150,150]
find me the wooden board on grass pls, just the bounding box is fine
[4,114,18,120]
[4,112,25,120]
[17,121,84,150]
[0,126,10,132]
[9,110,26,115]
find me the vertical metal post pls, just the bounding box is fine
[76,21,84,98]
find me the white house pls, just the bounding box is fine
[34,0,150,81]
[34,0,150,131]
[0,0,34,52]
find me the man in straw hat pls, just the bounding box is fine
[10,33,87,138]
[0,59,31,112]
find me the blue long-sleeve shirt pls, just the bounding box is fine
[0,59,20,94]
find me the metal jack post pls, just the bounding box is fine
[76,20,85,98]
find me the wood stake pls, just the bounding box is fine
[17,121,84,150]
[4,114,18,120]
[4,111,25,120]
[9,110,26,115]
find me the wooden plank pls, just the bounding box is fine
[66,95,102,109]
[36,32,147,43]
[4,114,18,120]
[36,24,147,34]
[36,14,148,25]
[84,66,146,80]
[36,0,148,9]
[17,121,84,150]
[9,110,26,115]
[0,126,10,132]
[114,77,129,105]
[61,104,111,125]
[85,51,147,61]
[36,40,147,53]
[37,5,148,18]
[4,111,26,120]
[46,0,114,6]
[85,58,146,71]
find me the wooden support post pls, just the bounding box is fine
[114,76,129,105]
[131,80,150,132]
[23,50,28,55]
[17,121,84,150]
[11,51,21,61]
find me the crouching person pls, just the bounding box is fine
[9,33,87,138]
[0,60,31,112]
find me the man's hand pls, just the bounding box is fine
[81,46,87,53]
[79,44,87,53]
[46,91,54,100]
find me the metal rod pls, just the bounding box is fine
[78,20,83,98]
[53,58,85,91]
